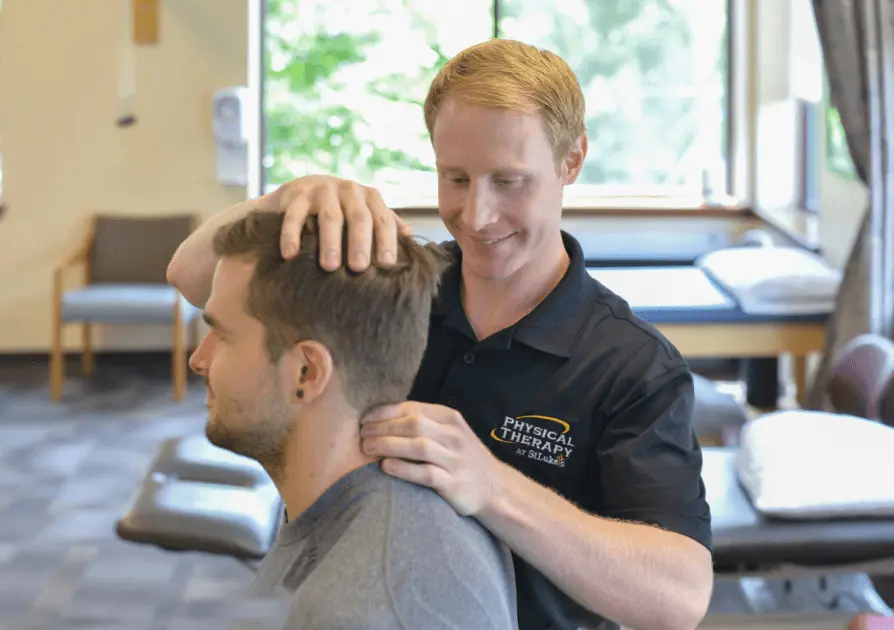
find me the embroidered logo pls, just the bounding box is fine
[490,415,575,468]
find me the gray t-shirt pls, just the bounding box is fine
[252,462,518,630]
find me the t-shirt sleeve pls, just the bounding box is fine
[385,492,518,630]
[594,343,713,550]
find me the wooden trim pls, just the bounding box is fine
[58,248,89,272]
[56,219,95,281]
[655,322,826,357]
[50,269,64,401]
[50,218,96,400]
[172,290,186,401]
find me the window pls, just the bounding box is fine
[262,0,731,206]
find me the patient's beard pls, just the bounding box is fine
[205,382,292,478]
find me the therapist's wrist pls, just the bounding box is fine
[476,458,523,523]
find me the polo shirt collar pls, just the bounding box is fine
[431,231,595,357]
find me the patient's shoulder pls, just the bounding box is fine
[384,479,514,587]
[383,478,518,628]
[386,477,499,547]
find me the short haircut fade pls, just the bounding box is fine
[213,210,451,414]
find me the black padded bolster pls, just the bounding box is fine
[116,477,283,560]
[152,435,272,488]
[705,448,894,571]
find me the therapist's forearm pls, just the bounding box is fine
[167,194,273,307]
[478,462,714,630]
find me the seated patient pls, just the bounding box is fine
[188,210,518,630]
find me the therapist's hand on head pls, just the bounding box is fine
[360,402,505,517]
[263,175,413,271]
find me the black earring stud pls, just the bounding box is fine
[296,389,304,399]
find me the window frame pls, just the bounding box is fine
[253,0,748,211]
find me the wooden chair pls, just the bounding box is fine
[51,214,199,401]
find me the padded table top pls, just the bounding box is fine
[704,448,894,570]
[588,266,829,324]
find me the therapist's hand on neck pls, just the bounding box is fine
[359,402,506,517]
[266,175,412,271]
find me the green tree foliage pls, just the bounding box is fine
[264,0,434,186]
[499,0,723,186]
[824,81,857,179]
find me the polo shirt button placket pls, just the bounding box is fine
[463,352,475,364]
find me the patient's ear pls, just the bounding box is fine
[284,340,333,404]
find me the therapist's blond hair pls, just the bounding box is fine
[423,38,587,163]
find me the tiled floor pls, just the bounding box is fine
[0,354,888,629]
[0,355,285,630]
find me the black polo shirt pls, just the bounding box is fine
[408,231,712,630]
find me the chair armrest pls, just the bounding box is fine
[58,247,89,270]
[53,250,89,297]
[53,221,95,295]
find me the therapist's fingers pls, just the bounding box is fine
[339,180,374,273]
[365,187,400,268]
[281,193,310,259]
[315,185,346,271]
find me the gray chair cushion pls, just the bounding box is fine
[152,435,271,488]
[691,373,749,441]
[61,284,199,325]
[116,477,282,559]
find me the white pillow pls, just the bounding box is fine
[736,410,894,519]
[698,247,841,315]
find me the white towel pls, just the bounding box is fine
[698,247,841,314]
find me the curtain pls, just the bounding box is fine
[805,0,894,409]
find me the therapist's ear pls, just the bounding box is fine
[562,135,588,185]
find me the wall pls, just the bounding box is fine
[0,0,248,352]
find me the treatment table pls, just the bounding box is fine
[702,445,894,625]
[121,438,894,573]
[588,266,829,405]
[706,446,894,576]
[117,436,894,626]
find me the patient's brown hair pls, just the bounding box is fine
[213,211,451,414]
